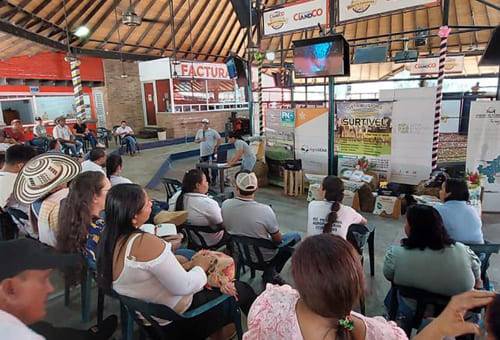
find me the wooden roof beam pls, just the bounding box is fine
[145,0,184,53]
[171,0,207,56]
[202,2,237,61]
[76,0,120,47]
[160,1,192,52]
[15,0,51,26]
[127,0,170,53]
[179,0,229,59]
[2,0,32,21]
[0,19,156,61]
[96,0,141,49]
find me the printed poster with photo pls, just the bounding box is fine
[265,108,296,161]
[336,101,393,180]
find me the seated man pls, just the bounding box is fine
[81,148,106,174]
[52,117,82,156]
[47,139,63,154]
[5,119,27,144]
[30,117,50,152]
[0,238,117,340]
[222,171,301,284]
[114,120,137,155]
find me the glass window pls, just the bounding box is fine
[35,95,91,121]
[173,79,208,105]
[207,79,236,103]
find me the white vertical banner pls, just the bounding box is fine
[466,101,500,205]
[387,88,437,185]
[92,88,107,128]
[295,108,329,175]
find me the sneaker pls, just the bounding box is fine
[87,315,118,340]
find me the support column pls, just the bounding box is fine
[327,0,336,175]
[431,26,451,171]
[255,51,264,136]
[68,57,85,118]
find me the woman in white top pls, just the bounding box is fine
[173,169,226,247]
[96,184,255,340]
[106,154,132,187]
[307,176,367,238]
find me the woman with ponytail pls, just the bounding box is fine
[307,176,367,238]
[169,169,225,247]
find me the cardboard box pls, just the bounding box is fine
[373,195,402,219]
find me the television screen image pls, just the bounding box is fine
[293,35,350,78]
[226,57,238,79]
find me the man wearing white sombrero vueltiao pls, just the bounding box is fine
[195,118,222,185]
[13,153,81,246]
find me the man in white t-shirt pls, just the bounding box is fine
[81,148,107,175]
[114,121,137,155]
[52,117,83,156]
[195,119,222,184]
[307,197,367,239]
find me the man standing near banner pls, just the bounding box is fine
[195,119,222,185]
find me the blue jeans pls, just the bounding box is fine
[122,135,136,153]
[85,133,97,148]
[62,140,83,156]
[175,248,195,260]
[264,232,302,279]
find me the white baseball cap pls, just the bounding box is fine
[236,172,258,192]
[201,118,210,124]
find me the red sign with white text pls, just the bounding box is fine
[174,61,229,80]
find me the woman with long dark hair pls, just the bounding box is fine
[307,176,367,237]
[383,204,481,327]
[434,178,483,244]
[169,169,225,247]
[245,234,407,339]
[97,184,255,340]
[57,171,111,265]
[106,154,132,186]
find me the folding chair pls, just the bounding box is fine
[160,178,182,204]
[117,292,243,340]
[183,224,228,251]
[466,241,500,290]
[229,234,278,280]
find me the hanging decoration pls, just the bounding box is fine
[431,26,451,171]
[69,57,85,118]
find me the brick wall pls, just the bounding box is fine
[102,60,144,130]
[156,110,247,139]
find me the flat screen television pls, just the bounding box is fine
[225,55,248,86]
[293,35,350,78]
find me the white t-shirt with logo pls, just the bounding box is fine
[307,201,365,239]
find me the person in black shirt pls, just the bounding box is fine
[73,118,97,149]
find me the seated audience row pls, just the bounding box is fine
[169,169,301,284]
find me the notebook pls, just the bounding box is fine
[140,223,178,237]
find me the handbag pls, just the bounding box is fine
[189,250,235,289]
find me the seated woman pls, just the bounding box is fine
[435,178,484,244]
[106,154,132,186]
[383,204,481,323]
[245,234,407,339]
[170,169,226,248]
[307,175,367,238]
[57,171,111,266]
[96,184,256,340]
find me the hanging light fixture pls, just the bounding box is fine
[122,0,142,27]
[74,25,90,38]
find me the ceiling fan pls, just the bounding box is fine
[116,0,171,27]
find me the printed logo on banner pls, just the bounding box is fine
[293,8,324,21]
[268,10,286,30]
[300,145,327,153]
[280,110,295,127]
[347,0,375,13]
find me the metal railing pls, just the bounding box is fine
[172,102,249,113]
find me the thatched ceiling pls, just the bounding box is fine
[0,0,498,67]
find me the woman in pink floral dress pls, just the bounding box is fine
[244,234,408,340]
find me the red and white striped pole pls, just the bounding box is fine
[431,26,451,171]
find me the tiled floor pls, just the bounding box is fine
[41,143,500,337]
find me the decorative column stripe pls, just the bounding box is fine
[69,58,85,118]
[431,26,451,171]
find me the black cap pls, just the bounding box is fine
[0,239,79,281]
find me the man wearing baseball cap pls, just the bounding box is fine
[221,170,301,284]
[195,119,222,185]
[0,239,117,339]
